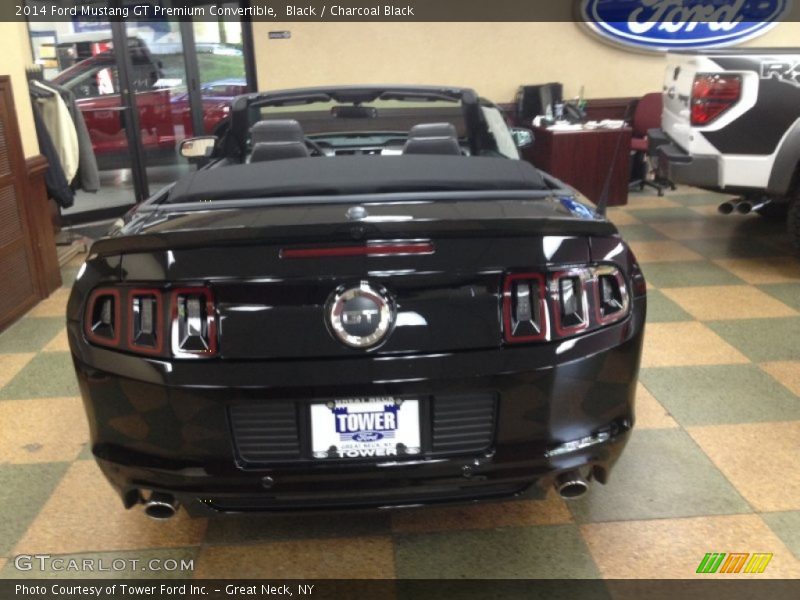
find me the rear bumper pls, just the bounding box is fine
[72,299,644,515]
[651,129,720,189]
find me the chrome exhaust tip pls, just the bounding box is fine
[718,201,737,215]
[736,200,769,215]
[554,470,590,500]
[143,492,178,520]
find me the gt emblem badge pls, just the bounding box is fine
[327,282,395,349]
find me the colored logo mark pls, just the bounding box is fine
[696,552,773,574]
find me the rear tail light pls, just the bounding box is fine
[691,74,742,126]
[85,288,121,347]
[84,285,217,358]
[503,265,630,344]
[128,289,163,354]
[171,288,217,358]
[594,266,630,325]
[503,273,548,343]
[552,270,589,336]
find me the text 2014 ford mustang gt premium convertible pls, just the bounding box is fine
[68,86,646,518]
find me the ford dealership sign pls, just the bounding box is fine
[579,0,791,52]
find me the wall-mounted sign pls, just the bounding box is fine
[578,0,791,53]
[268,31,292,40]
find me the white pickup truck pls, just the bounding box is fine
[653,48,800,251]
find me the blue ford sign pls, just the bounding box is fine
[579,0,791,52]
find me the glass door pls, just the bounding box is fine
[27,2,251,224]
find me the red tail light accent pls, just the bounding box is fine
[128,289,164,355]
[503,273,548,343]
[281,241,434,259]
[171,287,218,358]
[691,74,742,126]
[85,288,121,347]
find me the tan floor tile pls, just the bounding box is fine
[42,329,70,353]
[641,322,749,368]
[661,286,797,321]
[0,397,88,463]
[626,240,704,264]
[0,353,35,389]
[67,253,88,268]
[14,461,206,554]
[688,204,724,217]
[26,288,72,318]
[688,421,800,513]
[650,219,738,241]
[582,514,800,579]
[195,536,394,578]
[390,491,571,534]
[714,257,800,284]
[760,361,800,397]
[606,208,641,226]
[625,196,682,210]
[634,382,678,429]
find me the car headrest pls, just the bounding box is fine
[249,119,310,162]
[250,119,305,144]
[251,141,310,162]
[403,122,462,156]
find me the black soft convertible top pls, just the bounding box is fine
[166,155,548,204]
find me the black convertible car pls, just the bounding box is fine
[68,85,646,519]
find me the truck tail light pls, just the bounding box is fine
[691,74,742,126]
[85,288,121,347]
[503,273,548,343]
[171,287,217,358]
[503,265,631,344]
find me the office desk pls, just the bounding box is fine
[523,126,632,207]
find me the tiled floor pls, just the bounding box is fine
[1,187,799,580]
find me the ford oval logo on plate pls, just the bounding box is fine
[352,431,384,442]
[578,0,790,53]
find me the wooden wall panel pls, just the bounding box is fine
[0,75,61,333]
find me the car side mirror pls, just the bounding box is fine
[510,127,534,149]
[179,136,217,162]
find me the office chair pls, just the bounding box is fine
[629,92,672,196]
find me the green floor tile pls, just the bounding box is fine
[758,283,800,311]
[640,261,745,288]
[205,511,391,544]
[394,524,600,579]
[639,365,800,426]
[707,318,800,362]
[0,352,79,400]
[0,318,65,354]
[645,290,694,323]
[681,237,780,259]
[568,429,750,523]
[625,207,701,222]
[616,224,667,242]
[0,463,69,556]
[761,512,800,561]
[0,548,198,579]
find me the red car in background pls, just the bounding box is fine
[51,39,245,170]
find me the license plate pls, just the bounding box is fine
[310,397,421,459]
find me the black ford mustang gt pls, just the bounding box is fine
[68,86,646,519]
